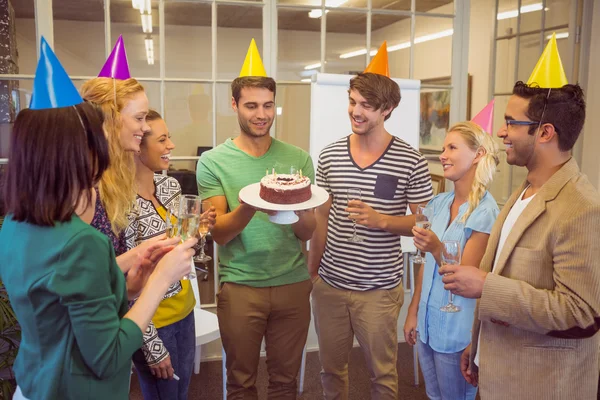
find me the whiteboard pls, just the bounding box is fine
[309,72,421,168]
[308,72,420,253]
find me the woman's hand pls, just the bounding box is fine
[403,308,418,346]
[150,355,174,380]
[412,226,442,255]
[153,238,197,285]
[126,236,181,299]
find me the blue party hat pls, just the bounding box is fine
[29,37,83,110]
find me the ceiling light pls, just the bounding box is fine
[548,32,569,39]
[139,0,151,14]
[309,9,328,18]
[300,78,312,82]
[304,62,321,70]
[308,0,346,18]
[141,14,153,33]
[497,2,542,20]
[414,29,454,43]
[340,48,368,59]
[387,42,411,52]
[340,28,453,59]
[145,38,154,52]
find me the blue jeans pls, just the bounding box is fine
[133,311,195,400]
[417,338,477,400]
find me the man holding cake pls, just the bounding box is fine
[308,42,433,399]
[196,39,316,399]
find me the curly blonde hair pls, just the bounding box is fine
[447,121,500,223]
[80,77,145,234]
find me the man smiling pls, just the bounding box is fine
[309,42,433,400]
[197,39,315,399]
[440,34,600,399]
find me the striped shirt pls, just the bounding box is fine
[317,135,433,291]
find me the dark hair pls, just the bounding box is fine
[3,102,109,226]
[146,109,162,122]
[142,109,163,146]
[231,76,276,105]
[512,81,586,151]
[349,73,401,121]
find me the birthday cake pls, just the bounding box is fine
[259,171,312,204]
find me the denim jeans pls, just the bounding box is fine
[133,311,196,400]
[417,338,477,400]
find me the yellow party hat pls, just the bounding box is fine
[364,41,390,77]
[527,32,568,88]
[239,39,267,77]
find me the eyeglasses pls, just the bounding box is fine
[504,118,539,128]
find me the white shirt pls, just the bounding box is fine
[474,187,536,366]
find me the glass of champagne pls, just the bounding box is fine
[165,204,179,238]
[178,195,202,280]
[411,204,431,264]
[440,240,461,313]
[347,187,364,243]
[194,200,213,264]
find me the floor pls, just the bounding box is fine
[129,343,430,399]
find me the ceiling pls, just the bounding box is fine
[12,0,453,34]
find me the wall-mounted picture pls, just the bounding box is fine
[419,75,472,155]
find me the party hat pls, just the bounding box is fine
[239,39,267,77]
[29,37,83,110]
[98,35,131,80]
[363,41,390,78]
[526,32,568,88]
[471,99,495,135]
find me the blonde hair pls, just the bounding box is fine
[80,77,145,234]
[447,121,499,223]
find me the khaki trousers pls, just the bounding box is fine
[217,280,312,400]
[312,276,404,400]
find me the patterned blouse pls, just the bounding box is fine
[124,174,183,366]
[90,188,127,256]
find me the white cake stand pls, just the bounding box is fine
[238,183,330,224]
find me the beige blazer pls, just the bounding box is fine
[471,158,600,400]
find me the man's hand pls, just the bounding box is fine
[460,344,478,387]
[346,200,383,229]
[150,355,174,380]
[295,208,314,218]
[201,206,218,231]
[238,196,277,216]
[439,264,488,299]
[403,309,418,346]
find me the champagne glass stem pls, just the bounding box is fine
[199,235,206,258]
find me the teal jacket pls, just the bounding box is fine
[0,215,143,399]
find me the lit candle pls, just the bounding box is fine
[266,169,268,176]
[300,169,303,178]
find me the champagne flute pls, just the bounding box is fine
[194,200,213,264]
[440,240,461,313]
[165,205,179,238]
[347,188,364,243]
[178,195,201,280]
[411,204,431,265]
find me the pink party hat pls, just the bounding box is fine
[98,35,131,79]
[471,99,495,135]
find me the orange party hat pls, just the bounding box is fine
[364,41,390,77]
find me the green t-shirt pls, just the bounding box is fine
[196,137,315,287]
